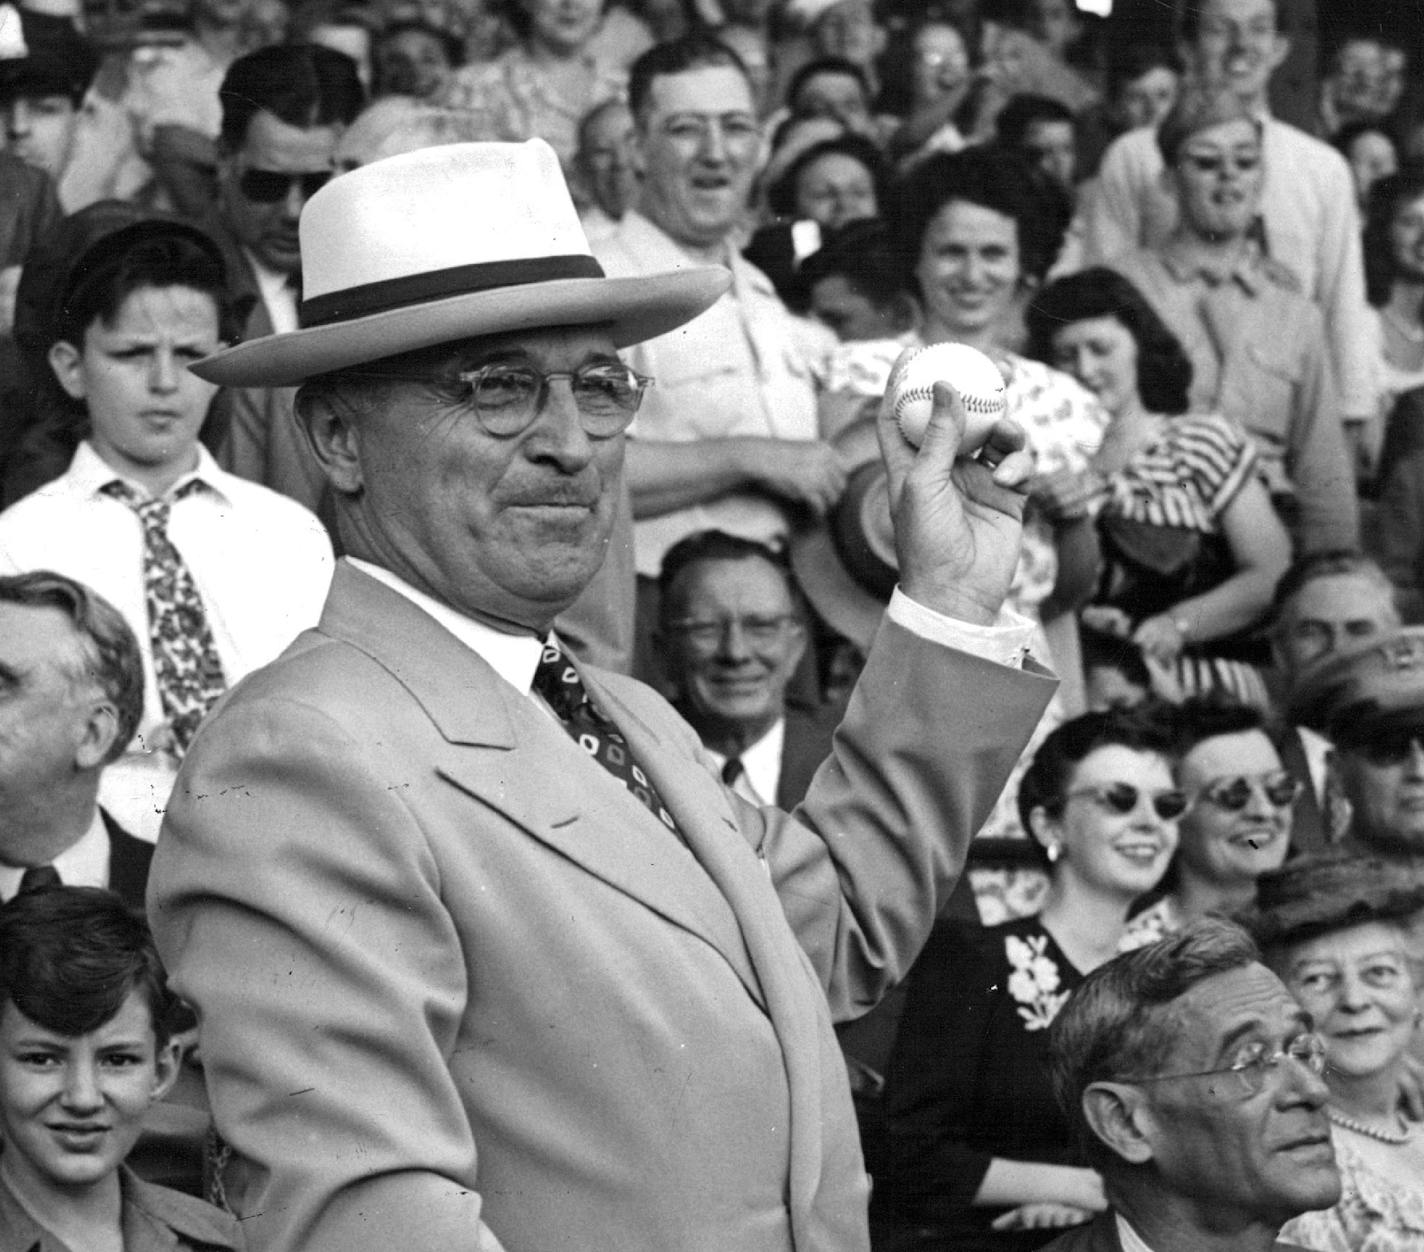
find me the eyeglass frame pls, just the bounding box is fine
[1356,729,1424,768]
[1119,1031,1328,1100]
[237,167,333,204]
[1193,770,1302,813]
[1062,782,1193,822]
[339,360,654,439]
[664,612,802,652]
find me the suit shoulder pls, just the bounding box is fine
[123,1171,245,1250]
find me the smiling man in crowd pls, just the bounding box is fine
[148,138,1055,1252]
[656,530,841,808]
[594,35,846,678]
[1044,919,1339,1252]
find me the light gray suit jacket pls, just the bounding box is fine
[150,560,1054,1252]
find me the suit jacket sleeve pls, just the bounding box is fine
[150,686,510,1252]
[737,616,1055,1022]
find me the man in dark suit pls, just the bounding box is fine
[1042,920,1337,1252]
[0,570,150,909]
[656,529,841,809]
[149,139,1056,1252]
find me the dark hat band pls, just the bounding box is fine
[300,254,606,328]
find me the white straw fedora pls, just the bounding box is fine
[193,139,731,387]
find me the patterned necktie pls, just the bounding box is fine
[532,638,682,837]
[18,865,61,894]
[103,479,227,754]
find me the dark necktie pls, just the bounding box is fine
[532,638,682,837]
[722,757,744,787]
[103,479,227,754]
[18,865,61,894]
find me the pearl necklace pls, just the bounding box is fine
[1327,1106,1413,1145]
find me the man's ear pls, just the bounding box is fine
[150,1035,184,1103]
[48,340,86,401]
[1083,1081,1156,1166]
[74,697,121,771]
[1268,33,1291,76]
[297,390,366,496]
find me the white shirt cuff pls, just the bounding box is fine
[886,587,1036,669]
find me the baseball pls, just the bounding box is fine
[887,342,1007,451]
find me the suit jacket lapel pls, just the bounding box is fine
[591,671,827,1228]
[319,564,766,1002]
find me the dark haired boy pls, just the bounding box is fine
[0,886,242,1250]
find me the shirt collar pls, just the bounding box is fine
[0,807,110,902]
[347,558,546,696]
[1157,238,1267,294]
[1116,1213,1157,1252]
[73,440,232,506]
[704,716,785,806]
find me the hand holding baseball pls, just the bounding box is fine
[877,363,1031,627]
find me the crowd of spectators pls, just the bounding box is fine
[3,0,1424,1248]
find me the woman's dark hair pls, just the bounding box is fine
[0,887,176,1046]
[378,19,464,69]
[766,133,889,220]
[1024,267,1192,415]
[1105,40,1180,99]
[1016,705,1175,839]
[1362,162,1424,306]
[787,55,873,114]
[885,145,1071,290]
[795,217,911,312]
[55,224,234,349]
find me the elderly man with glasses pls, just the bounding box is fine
[147,138,1056,1252]
[1042,918,1339,1252]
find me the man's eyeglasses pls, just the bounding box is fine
[1063,782,1192,822]
[666,613,799,651]
[1178,151,1261,176]
[1358,730,1424,768]
[1124,1032,1327,1100]
[1195,771,1302,812]
[238,168,333,204]
[440,363,651,437]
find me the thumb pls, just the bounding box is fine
[917,381,970,464]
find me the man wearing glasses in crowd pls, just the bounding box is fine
[1043,919,1338,1252]
[149,138,1054,1252]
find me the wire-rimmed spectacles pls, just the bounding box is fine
[1123,1032,1327,1099]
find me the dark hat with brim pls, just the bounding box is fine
[1289,626,1424,744]
[788,415,895,650]
[192,140,730,387]
[1242,850,1424,949]
[0,7,98,102]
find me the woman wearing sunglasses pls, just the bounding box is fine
[873,708,1183,1252]
[1251,853,1424,1251]
[1123,699,1297,948]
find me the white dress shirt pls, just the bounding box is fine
[0,809,109,902]
[248,249,301,335]
[706,718,786,807]
[0,442,335,839]
[1117,1214,1156,1252]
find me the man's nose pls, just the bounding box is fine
[527,378,596,469]
[715,618,754,661]
[1405,739,1424,777]
[696,121,729,163]
[5,101,27,136]
[149,348,180,392]
[284,178,310,218]
[60,1061,104,1112]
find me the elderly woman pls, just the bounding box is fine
[1025,267,1290,706]
[1252,853,1424,1250]
[873,708,1184,1250]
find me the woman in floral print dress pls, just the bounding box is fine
[872,709,1184,1252]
